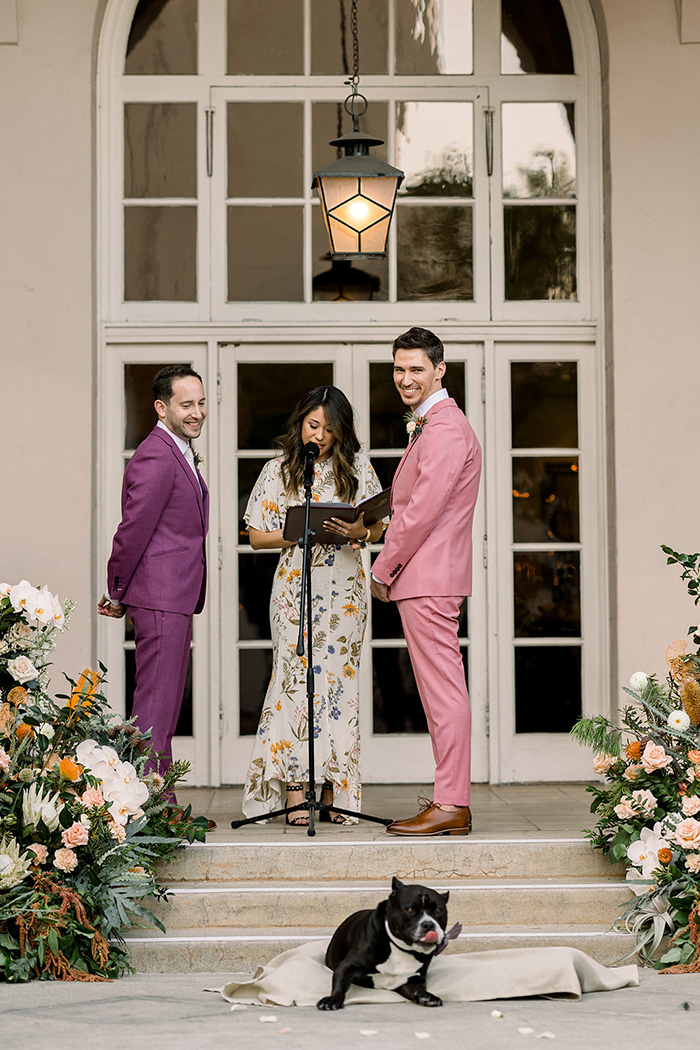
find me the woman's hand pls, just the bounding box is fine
[322,512,382,547]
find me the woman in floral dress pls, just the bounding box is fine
[242,386,384,825]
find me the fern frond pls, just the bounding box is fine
[571,715,622,755]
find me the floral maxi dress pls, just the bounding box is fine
[241,453,382,822]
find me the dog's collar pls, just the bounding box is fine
[384,921,437,956]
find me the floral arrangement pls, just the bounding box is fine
[0,580,207,982]
[572,547,700,971]
[404,412,428,441]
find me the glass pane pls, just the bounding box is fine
[239,648,273,735]
[502,104,575,199]
[124,362,187,450]
[501,0,574,75]
[512,457,579,543]
[124,103,197,199]
[504,204,576,300]
[238,458,268,544]
[515,646,581,733]
[311,0,388,75]
[369,361,465,447]
[126,648,193,736]
[239,553,276,640]
[312,208,388,302]
[227,206,302,301]
[125,0,197,75]
[511,362,578,449]
[228,0,303,74]
[228,104,303,198]
[514,551,581,638]
[373,647,427,733]
[397,205,473,300]
[397,103,473,197]
[395,0,473,74]
[313,101,388,174]
[124,206,197,301]
[237,362,334,449]
[369,455,401,491]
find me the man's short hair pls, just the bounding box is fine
[153,365,203,403]
[392,327,444,367]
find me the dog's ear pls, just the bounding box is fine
[440,890,450,904]
[391,876,404,894]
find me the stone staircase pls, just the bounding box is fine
[123,835,635,973]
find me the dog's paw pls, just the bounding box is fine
[316,996,344,1011]
[416,990,443,1008]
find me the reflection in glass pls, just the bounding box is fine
[125,362,187,450]
[237,362,334,449]
[124,206,196,301]
[228,0,303,74]
[227,206,303,301]
[312,101,388,175]
[373,648,427,733]
[514,551,580,638]
[228,104,303,198]
[239,553,276,641]
[126,648,193,736]
[312,208,387,301]
[504,204,576,300]
[125,0,197,75]
[512,457,579,543]
[369,361,465,448]
[511,362,578,449]
[397,103,473,197]
[124,104,197,199]
[311,0,387,75]
[238,458,268,544]
[515,646,581,733]
[395,0,473,74]
[502,104,575,199]
[398,205,473,300]
[501,0,574,75]
[239,648,273,735]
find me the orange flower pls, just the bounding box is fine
[625,741,642,761]
[16,722,34,742]
[342,664,356,679]
[66,668,102,716]
[342,603,358,617]
[657,848,673,864]
[58,757,83,782]
[7,686,28,707]
[688,750,700,764]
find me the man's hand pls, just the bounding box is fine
[97,594,125,619]
[370,577,390,603]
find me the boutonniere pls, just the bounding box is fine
[404,412,428,441]
[192,448,204,469]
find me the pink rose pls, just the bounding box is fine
[614,798,637,819]
[0,748,10,774]
[80,787,104,809]
[61,822,89,848]
[53,847,78,873]
[623,763,642,781]
[672,817,700,850]
[631,789,658,816]
[685,853,700,873]
[27,843,48,865]
[592,753,616,775]
[641,742,673,773]
[682,796,700,817]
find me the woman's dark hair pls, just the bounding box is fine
[277,386,360,503]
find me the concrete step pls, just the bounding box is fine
[160,837,624,883]
[148,877,633,930]
[123,924,636,974]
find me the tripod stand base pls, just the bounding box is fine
[230,790,394,837]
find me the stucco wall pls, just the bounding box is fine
[0,0,101,685]
[603,0,700,685]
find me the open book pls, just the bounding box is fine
[282,487,391,545]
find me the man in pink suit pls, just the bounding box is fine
[371,328,482,836]
[98,365,209,786]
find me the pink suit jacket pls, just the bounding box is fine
[107,426,209,615]
[372,397,482,601]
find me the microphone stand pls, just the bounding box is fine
[232,444,393,836]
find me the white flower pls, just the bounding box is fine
[0,835,31,890]
[7,622,35,649]
[685,853,700,874]
[0,639,8,655]
[51,594,65,630]
[668,709,691,731]
[8,580,35,614]
[24,586,55,627]
[22,782,63,832]
[37,722,55,741]
[7,655,39,684]
[627,824,672,879]
[629,671,649,694]
[0,582,12,597]
[406,420,417,435]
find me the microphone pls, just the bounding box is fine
[302,442,321,462]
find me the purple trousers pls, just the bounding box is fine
[397,595,472,807]
[127,605,192,777]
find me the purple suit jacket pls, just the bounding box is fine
[372,397,481,601]
[107,426,209,615]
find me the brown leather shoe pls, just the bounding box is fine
[386,801,472,836]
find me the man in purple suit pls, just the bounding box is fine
[98,365,209,791]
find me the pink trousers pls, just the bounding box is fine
[396,595,472,806]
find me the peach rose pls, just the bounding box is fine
[614,798,637,820]
[641,741,673,773]
[623,763,642,781]
[687,750,700,764]
[61,822,89,848]
[27,843,48,865]
[109,820,126,843]
[593,753,617,775]
[682,795,700,817]
[685,853,700,873]
[0,748,10,774]
[631,789,658,816]
[53,847,78,873]
[80,787,104,809]
[672,817,700,850]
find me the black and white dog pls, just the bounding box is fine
[316,877,449,1011]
